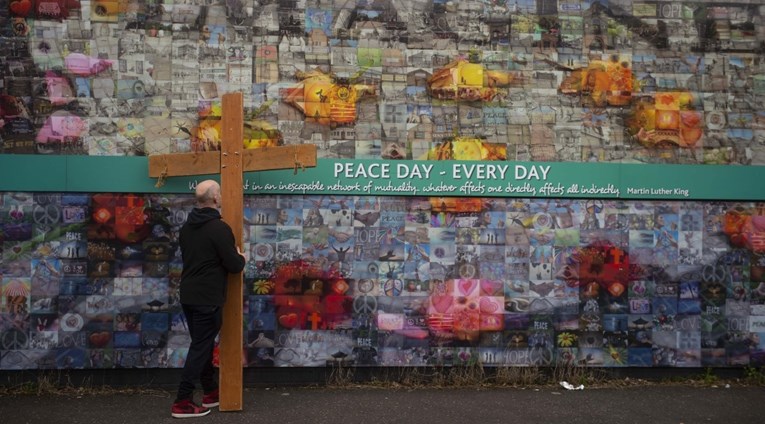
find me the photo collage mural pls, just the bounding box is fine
[2,193,765,369]
[2,0,765,370]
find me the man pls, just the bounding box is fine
[172,180,246,418]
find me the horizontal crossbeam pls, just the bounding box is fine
[148,144,318,178]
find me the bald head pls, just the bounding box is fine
[195,180,220,208]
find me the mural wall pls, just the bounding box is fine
[0,0,763,161]
[1,1,765,370]
[1,192,765,369]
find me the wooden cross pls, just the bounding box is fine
[148,92,316,411]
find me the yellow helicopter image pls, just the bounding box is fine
[419,135,507,161]
[427,56,520,102]
[184,100,282,151]
[243,100,283,149]
[282,68,377,127]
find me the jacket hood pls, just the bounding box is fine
[186,207,221,227]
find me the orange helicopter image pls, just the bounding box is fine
[558,56,703,149]
[624,91,703,149]
[282,68,377,127]
[557,57,635,107]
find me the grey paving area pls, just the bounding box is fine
[3,385,764,424]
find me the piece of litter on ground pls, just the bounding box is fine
[281,392,290,396]
[560,381,584,390]
[551,391,562,395]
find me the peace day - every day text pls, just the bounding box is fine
[332,162,551,181]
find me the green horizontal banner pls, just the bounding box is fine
[2,155,765,201]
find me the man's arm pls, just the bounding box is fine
[212,222,246,273]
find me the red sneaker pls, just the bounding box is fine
[201,389,219,408]
[171,399,210,418]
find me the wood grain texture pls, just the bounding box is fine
[241,144,317,171]
[148,145,317,177]
[219,92,245,412]
[147,151,221,177]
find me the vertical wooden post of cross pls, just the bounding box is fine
[148,92,318,410]
[219,92,244,411]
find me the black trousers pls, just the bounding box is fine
[176,304,222,402]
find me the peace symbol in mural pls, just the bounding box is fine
[1,329,29,350]
[701,264,729,284]
[32,204,61,225]
[352,295,377,314]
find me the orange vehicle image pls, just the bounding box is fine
[559,56,702,149]
[282,69,376,127]
[625,91,703,149]
[558,57,635,107]
[427,58,519,102]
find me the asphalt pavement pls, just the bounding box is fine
[3,384,764,424]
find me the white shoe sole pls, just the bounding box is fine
[171,410,211,419]
[202,401,219,408]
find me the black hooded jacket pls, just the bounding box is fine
[179,207,245,306]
